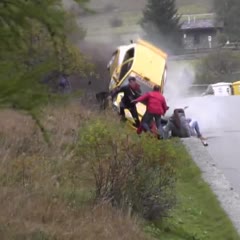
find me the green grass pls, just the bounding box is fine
[82,0,214,40]
[0,102,239,239]
[145,140,240,240]
[177,0,213,13]
[178,3,213,14]
[120,11,142,25]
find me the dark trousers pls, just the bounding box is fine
[120,102,140,127]
[141,112,164,137]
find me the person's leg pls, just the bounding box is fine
[189,120,202,138]
[136,112,146,134]
[142,122,150,132]
[154,115,164,138]
[163,119,175,139]
[137,125,143,134]
[140,112,152,132]
[119,101,126,121]
[129,105,140,127]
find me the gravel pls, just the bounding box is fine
[183,137,240,234]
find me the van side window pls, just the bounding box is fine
[109,50,118,64]
[108,49,119,75]
[119,48,135,81]
[123,48,134,62]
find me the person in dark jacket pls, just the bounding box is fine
[59,74,71,93]
[111,77,141,127]
[132,85,168,138]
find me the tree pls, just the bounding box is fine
[0,0,91,111]
[195,50,240,84]
[141,0,182,53]
[214,0,240,42]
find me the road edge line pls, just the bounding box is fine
[182,138,240,234]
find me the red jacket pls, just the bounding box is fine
[135,91,168,115]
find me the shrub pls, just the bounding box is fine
[77,116,176,221]
[195,50,240,84]
[0,104,150,240]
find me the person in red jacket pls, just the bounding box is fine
[133,85,168,138]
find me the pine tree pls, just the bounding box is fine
[141,0,182,52]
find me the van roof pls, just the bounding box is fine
[212,82,232,86]
[232,81,240,85]
[131,39,167,86]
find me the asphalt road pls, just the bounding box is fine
[167,96,240,194]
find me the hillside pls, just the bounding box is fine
[87,0,213,13]
[79,0,214,44]
[0,99,239,240]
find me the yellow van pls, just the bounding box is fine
[232,81,240,95]
[107,39,168,124]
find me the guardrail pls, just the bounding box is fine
[180,13,216,21]
[169,45,240,60]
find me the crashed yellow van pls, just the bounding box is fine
[107,39,168,124]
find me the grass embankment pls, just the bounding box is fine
[0,102,149,240]
[0,100,238,240]
[146,143,240,240]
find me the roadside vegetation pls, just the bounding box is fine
[195,50,240,84]
[146,142,240,240]
[214,0,240,43]
[0,101,239,240]
[0,0,93,113]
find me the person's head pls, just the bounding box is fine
[153,85,161,92]
[128,76,137,88]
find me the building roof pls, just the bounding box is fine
[181,18,223,30]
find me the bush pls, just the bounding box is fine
[78,116,176,221]
[217,32,228,46]
[195,50,240,84]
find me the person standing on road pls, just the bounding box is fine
[132,85,168,138]
[111,77,141,127]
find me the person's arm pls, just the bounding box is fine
[133,93,149,103]
[162,96,168,115]
[111,85,125,99]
